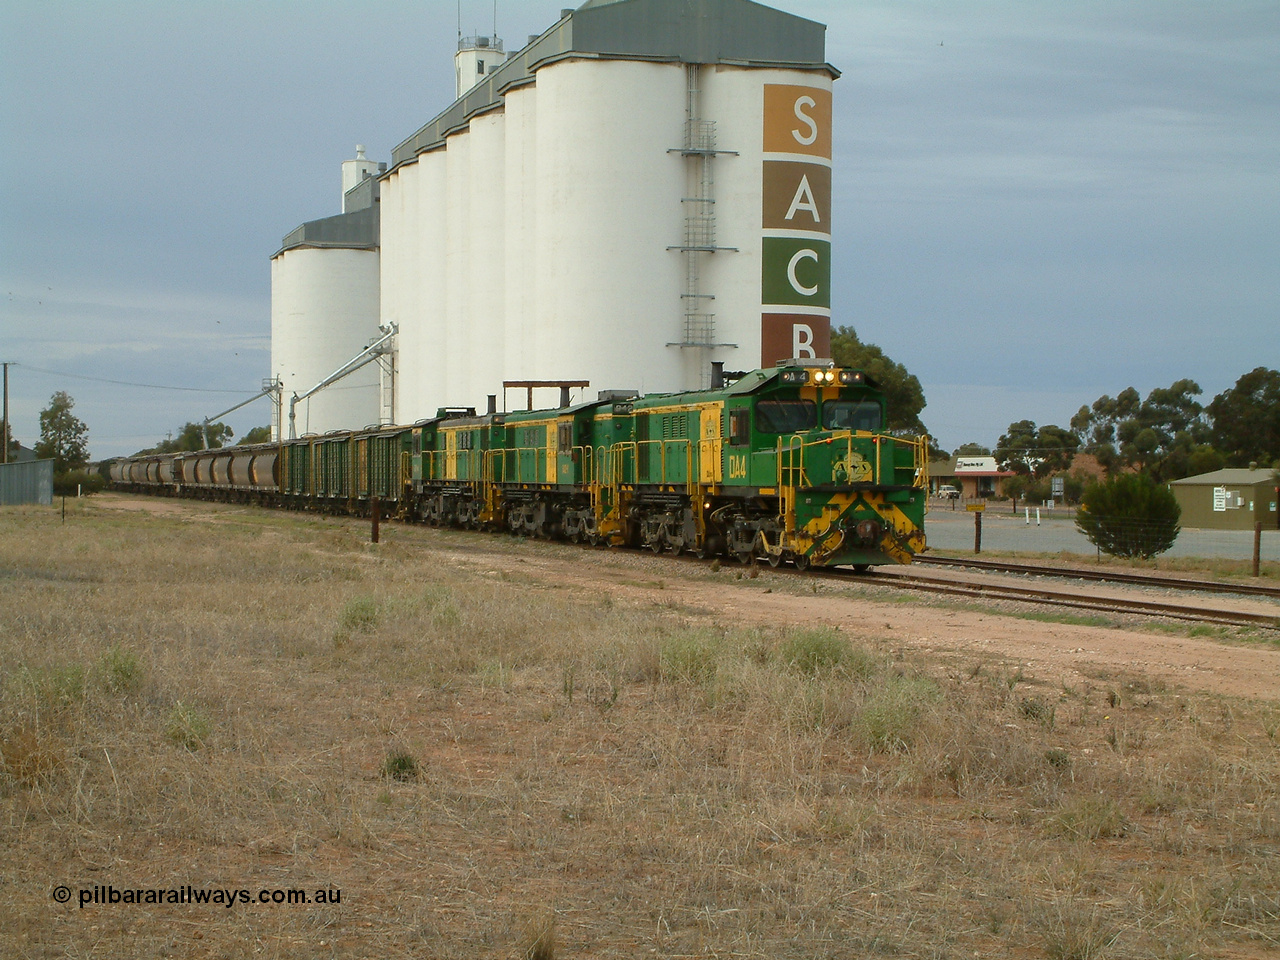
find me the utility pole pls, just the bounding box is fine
[2,361,10,465]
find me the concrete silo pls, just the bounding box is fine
[270,148,385,438]
[382,0,836,420]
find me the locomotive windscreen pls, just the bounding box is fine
[755,400,817,433]
[822,401,881,432]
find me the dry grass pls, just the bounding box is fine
[2,495,1279,958]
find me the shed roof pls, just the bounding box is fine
[390,0,832,169]
[1170,468,1279,486]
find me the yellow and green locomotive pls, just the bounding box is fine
[407,361,928,569]
[109,361,928,569]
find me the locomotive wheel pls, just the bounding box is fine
[767,552,783,568]
[851,564,871,574]
[793,554,810,572]
[649,538,664,554]
[670,541,685,557]
[735,550,754,565]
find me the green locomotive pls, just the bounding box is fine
[110,361,929,569]
[407,361,928,568]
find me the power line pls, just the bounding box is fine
[12,364,249,394]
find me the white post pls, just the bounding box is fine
[1025,508,1030,525]
[1036,508,1041,525]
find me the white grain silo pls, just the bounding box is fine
[270,147,384,438]
[311,0,831,427]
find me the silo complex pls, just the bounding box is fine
[274,0,836,427]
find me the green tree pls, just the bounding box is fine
[1207,367,1280,467]
[954,442,992,457]
[34,391,89,473]
[1075,473,1181,559]
[138,421,234,455]
[994,420,1078,478]
[1071,380,1211,480]
[829,326,927,434]
[238,425,272,445]
[1071,386,1141,472]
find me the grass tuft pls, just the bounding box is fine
[1048,796,1129,841]
[380,750,420,782]
[164,701,211,751]
[776,627,854,676]
[97,645,143,694]
[659,629,723,684]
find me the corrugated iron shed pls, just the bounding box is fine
[0,459,54,506]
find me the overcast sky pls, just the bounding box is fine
[2,0,1276,458]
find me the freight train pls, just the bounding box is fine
[109,361,929,569]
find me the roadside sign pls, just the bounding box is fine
[966,503,985,512]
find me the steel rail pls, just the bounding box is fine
[816,568,1280,629]
[915,555,1280,600]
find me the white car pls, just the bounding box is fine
[936,484,960,499]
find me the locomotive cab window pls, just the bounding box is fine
[557,422,573,453]
[728,409,750,445]
[822,401,882,433]
[754,400,817,434]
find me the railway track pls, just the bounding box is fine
[915,555,1280,600]
[810,566,1280,630]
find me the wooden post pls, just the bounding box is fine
[1255,521,1263,578]
[371,498,381,544]
[974,510,982,554]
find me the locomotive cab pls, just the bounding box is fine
[712,361,928,568]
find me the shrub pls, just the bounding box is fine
[1075,473,1180,559]
[53,469,106,496]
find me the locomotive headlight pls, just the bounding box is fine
[838,371,862,385]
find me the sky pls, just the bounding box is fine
[1,0,1277,459]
